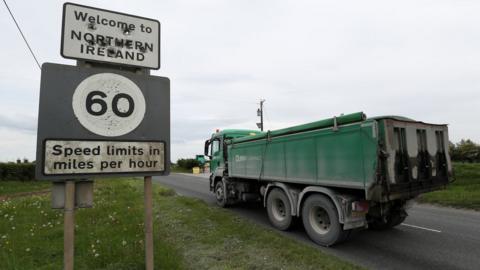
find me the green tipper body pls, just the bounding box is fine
[228,113,374,190]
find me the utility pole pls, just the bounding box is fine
[256,99,266,131]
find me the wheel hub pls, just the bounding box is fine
[272,198,287,221]
[215,185,224,202]
[309,206,331,235]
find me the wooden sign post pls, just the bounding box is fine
[64,181,75,270]
[144,176,154,270]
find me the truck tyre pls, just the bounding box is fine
[369,213,406,230]
[390,213,407,227]
[266,188,293,231]
[214,180,228,208]
[301,194,347,246]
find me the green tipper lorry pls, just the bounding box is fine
[204,112,451,246]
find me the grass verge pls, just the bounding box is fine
[155,191,360,270]
[418,163,480,210]
[0,179,361,269]
[0,179,183,269]
[0,181,50,196]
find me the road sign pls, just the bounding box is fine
[61,2,160,69]
[35,63,170,180]
[47,3,164,269]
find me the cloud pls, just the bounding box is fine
[0,114,36,134]
[171,117,244,144]
[0,128,36,161]
[177,73,257,85]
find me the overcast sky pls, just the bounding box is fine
[0,0,479,162]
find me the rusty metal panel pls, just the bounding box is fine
[52,181,94,209]
[35,63,170,180]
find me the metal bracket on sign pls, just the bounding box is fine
[52,180,94,209]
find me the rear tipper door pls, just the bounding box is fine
[384,119,451,199]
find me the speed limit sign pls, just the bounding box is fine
[72,73,146,137]
[36,63,170,180]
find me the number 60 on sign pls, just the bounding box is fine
[72,73,146,137]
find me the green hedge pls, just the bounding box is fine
[176,158,200,170]
[450,139,480,163]
[0,162,36,181]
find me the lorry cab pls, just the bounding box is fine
[204,129,263,173]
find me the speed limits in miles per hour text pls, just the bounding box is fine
[44,140,165,175]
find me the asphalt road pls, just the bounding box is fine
[154,173,480,270]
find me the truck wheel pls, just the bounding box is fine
[369,213,406,230]
[214,180,228,208]
[266,188,293,231]
[301,194,346,246]
[389,213,407,227]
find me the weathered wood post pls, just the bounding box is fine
[144,176,154,269]
[64,180,76,270]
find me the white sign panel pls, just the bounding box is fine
[61,2,160,69]
[72,73,146,137]
[44,140,165,175]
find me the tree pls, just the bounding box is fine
[450,139,480,163]
[176,158,200,170]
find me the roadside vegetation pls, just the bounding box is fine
[0,161,35,181]
[0,178,361,269]
[418,162,480,210]
[449,139,480,163]
[170,164,191,173]
[0,179,183,269]
[171,158,205,173]
[0,161,49,197]
[0,181,50,197]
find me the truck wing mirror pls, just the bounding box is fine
[204,140,211,158]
